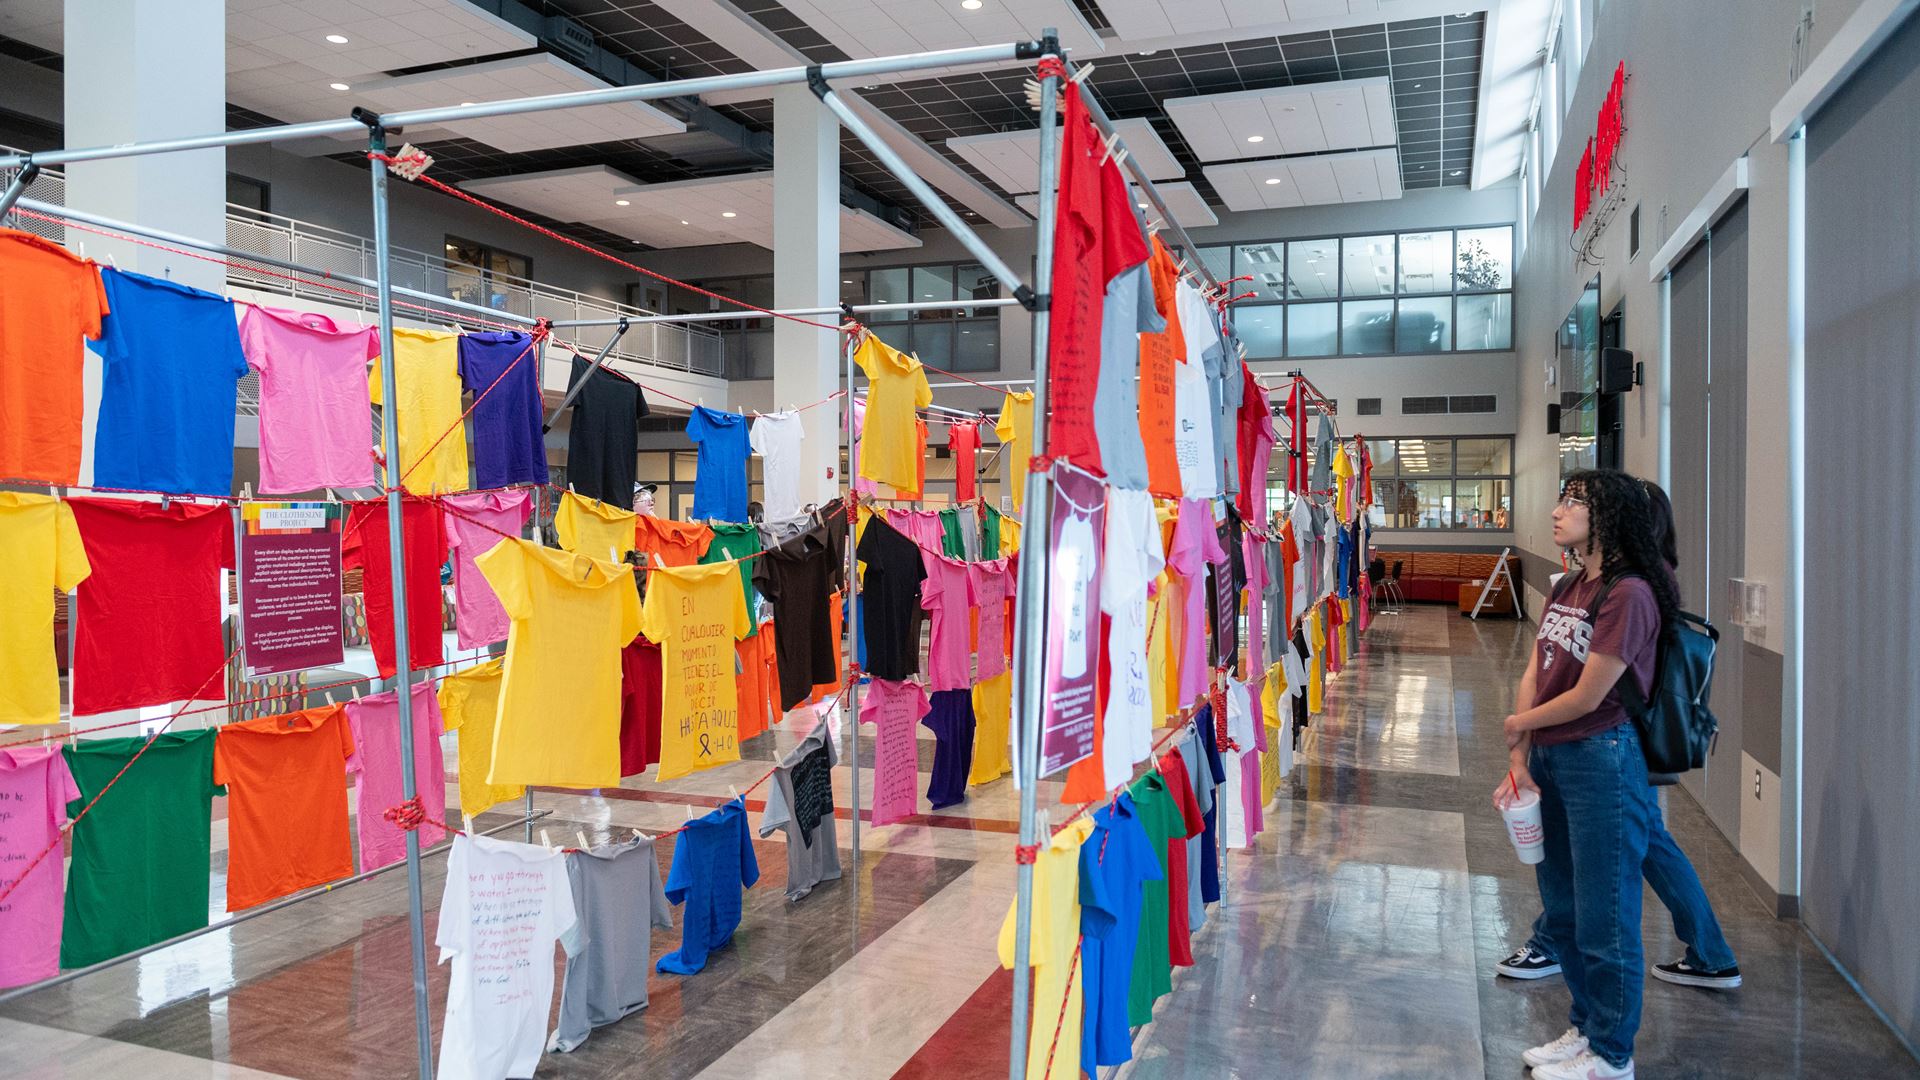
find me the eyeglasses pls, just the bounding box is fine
[1556,494,1589,511]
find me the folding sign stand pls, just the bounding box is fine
[1468,547,1518,620]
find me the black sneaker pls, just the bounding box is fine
[1653,959,1742,989]
[1494,945,1562,980]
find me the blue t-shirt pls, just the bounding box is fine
[1336,524,1355,599]
[1081,794,1160,1073]
[686,406,749,522]
[657,798,759,975]
[93,269,247,496]
[457,331,550,489]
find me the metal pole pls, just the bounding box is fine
[543,319,630,431]
[1007,32,1061,1080]
[0,159,40,220]
[548,296,1022,329]
[844,329,862,866]
[365,124,436,1080]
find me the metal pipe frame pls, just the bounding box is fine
[549,296,1022,329]
[843,330,863,866]
[0,159,40,219]
[544,319,630,432]
[0,43,1044,172]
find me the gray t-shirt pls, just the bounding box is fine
[1183,725,1214,933]
[1091,262,1163,490]
[1204,306,1241,498]
[758,723,842,901]
[551,835,672,1053]
[1309,414,1335,492]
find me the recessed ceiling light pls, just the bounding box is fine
[1246,134,1265,143]
[1414,82,1423,88]
[1282,105,1297,112]
[680,220,689,225]
[1139,50,1158,56]
[329,82,350,91]
[843,279,853,284]
[960,0,983,8]
[1264,177,1281,185]
[325,33,350,44]
[721,211,737,218]
[615,199,631,206]
[1137,201,1148,208]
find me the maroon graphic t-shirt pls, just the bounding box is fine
[1530,573,1661,746]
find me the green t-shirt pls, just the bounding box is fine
[938,508,969,561]
[700,522,763,637]
[61,730,222,968]
[981,504,1003,556]
[1126,771,1183,1026]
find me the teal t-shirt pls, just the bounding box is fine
[700,522,763,637]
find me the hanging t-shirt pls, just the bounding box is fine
[619,640,664,776]
[457,331,550,489]
[0,228,108,485]
[92,268,248,496]
[478,539,641,789]
[342,497,448,680]
[859,677,928,827]
[686,406,750,522]
[61,731,221,968]
[1155,748,1208,969]
[998,818,1102,1080]
[938,505,981,562]
[657,799,760,975]
[1165,499,1226,707]
[1206,310,1242,500]
[1245,532,1270,673]
[215,704,357,910]
[948,419,983,502]
[853,334,933,492]
[1137,237,1186,500]
[435,834,580,1080]
[969,669,1014,785]
[564,356,649,507]
[969,557,1014,679]
[633,514,714,572]
[701,519,763,638]
[1236,365,1277,522]
[0,747,81,988]
[1100,488,1166,792]
[993,390,1036,510]
[1080,794,1162,1073]
[855,516,928,681]
[1208,507,1246,671]
[748,410,806,521]
[920,549,975,692]
[347,683,448,872]
[555,491,636,562]
[0,495,91,725]
[1124,765,1199,1026]
[642,561,752,781]
[1331,445,1356,523]
[441,490,530,650]
[1171,282,1224,499]
[437,659,524,817]
[240,305,380,493]
[551,835,673,1053]
[1092,259,1161,489]
[370,326,469,495]
[68,499,233,716]
[924,688,975,809]
[758,723,841,901]
[752,514,847,710]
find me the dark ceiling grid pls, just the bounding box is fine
[531,0,758,80]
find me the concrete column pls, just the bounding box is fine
[63,0,226,291]
[771,82,840,508]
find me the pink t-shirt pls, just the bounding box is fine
[442,490,532,650]
[1244,533,1268,672]
[240,305,380,494]
[968,557,1014,680]
[0,746,80,987]
[920,550,974,692]
[887,508,946,551]
[1166,498,1226,707]
[859,677,929,827]
[346,682,447,871]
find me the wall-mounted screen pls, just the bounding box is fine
[1556,274,1601,480]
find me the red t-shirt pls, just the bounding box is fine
[69,499,235,715]
[948,419,981,503]
[343,497,448,679]
[1157,747,1206,966]
[1235,363,1268,518]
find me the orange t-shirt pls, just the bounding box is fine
[1137,236,1185,500]
[213,704,356,911]
[634,515,714,568]
[0,229,110,484]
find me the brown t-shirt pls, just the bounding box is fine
[1530,573,1661,746]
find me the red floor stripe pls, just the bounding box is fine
[890,965,1016,1080]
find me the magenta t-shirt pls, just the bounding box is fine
[969,557,1014,680]
[0,746,80,988]
[1167,498,1226,706]
[888,508,947,551]
[859,677,929,827]
[347,683,448,871]
[240,305,380,494]
[1531,574,1661,746]
[920,550,974,692]
[442,490,532,650]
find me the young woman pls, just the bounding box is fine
[1497,469,1674,1080]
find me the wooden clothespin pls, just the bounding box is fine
[351,683,364,701]
[464,813,476,834]
[540,829,554,850]
[241,482,252,501]
[324,691,337,706]
[729,784,741,801]
[575,829,590,851]
[632,828,647,842]
[1069,62,1095,85]
[685,804,694,820]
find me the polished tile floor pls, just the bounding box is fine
[5,607,1916,1078]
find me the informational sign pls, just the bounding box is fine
[1038,463,1107,778]
[239,502,345,677]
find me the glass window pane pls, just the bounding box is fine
[868,267,911,321]
[871,321,911,353]
[1286,301,1338,356]
[1456,292,1514,349]
[1456,438,1513,475]
[911,321,955,370]
[1234,242,1287,300]
[1233,304,1283,359]
[1455,478,1513,529]
[1456,226,1514,290]
[955,320,998,371]
[912,264,957,303]
[840,273,867,306]
[1395,437,1455,476]
[1366,438,1397,476]
[1397,230,1454,293]
[1341,299,1394,355]
[1379,478,1452,528]
[1199,245,1233,285]
[954,262,999,315]
[1286,239,1338,299]
[1341,235,1395,297]
[1396,296,1452,353]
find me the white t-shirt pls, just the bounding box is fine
[1054,511,1097,681]
[1172,282,1222,498]
[749,411,806,522]
[1289,496,1314,617]
[436,834,582,1080]
[1099,488,1166,791]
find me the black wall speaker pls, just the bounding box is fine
[1600,347,1637,395]
[1547,403,1562,434]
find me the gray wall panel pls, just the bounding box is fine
[1703,200,1749,835]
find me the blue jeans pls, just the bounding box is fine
[1526,804,1739,972]
[1531,724,1658,1067]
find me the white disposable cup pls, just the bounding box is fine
[1501,789,1545,864]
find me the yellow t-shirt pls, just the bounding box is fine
[854,334,932,493]
[477,539,640,788]
[994,390,1036,510]
[969,670,1013,785]
[555,491,637,562]
[1331,446,1354,521]
[437,659,524,816]
[1147,572,1175,726]
[998,517,1022,558]
[1260,661,1286,804]
[997,817,1095,1080]
[641,561,751,782]
[1307,608,1326,715]
[0,494,91,724]
[369,327,470,494]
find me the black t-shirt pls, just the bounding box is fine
[565,356,649,505]
[855,516,927,681]
[1208,506,1246,669]
[752,513,848,711]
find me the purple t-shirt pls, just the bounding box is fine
[457,331,550,489]
[1531,574,1660,746]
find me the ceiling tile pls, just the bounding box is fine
[1201,148,1402,212]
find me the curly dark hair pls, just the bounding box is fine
[1562,468,1681,626]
